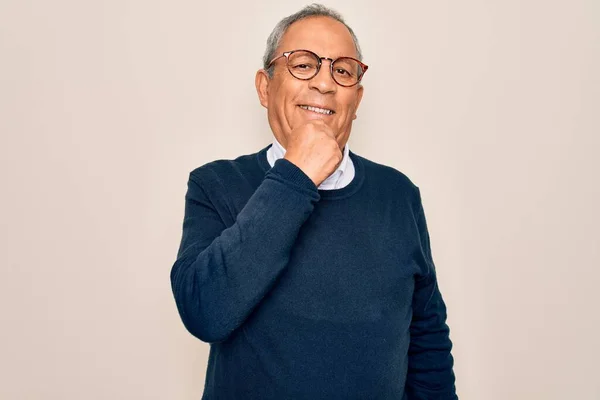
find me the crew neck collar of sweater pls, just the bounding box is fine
[266,137,352,189]
[256,143,366,201]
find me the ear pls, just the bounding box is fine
[352,84,364,120]
[255,69,270,109]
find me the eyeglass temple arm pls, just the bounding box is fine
[266,52,292,69]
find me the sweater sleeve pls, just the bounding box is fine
[405,187,458,399]
[170,158,320,343]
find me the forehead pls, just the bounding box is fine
[277,16,358,59]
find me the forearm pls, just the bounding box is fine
[170,159,320,343]
[405,276,457,399]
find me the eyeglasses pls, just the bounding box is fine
[267,49,369,87]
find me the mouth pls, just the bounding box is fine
[298,104,336,116]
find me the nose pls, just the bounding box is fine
[308,59,337,94]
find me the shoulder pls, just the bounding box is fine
[353,152,420,196]
[189,149,262,184]
[353,152,425,226]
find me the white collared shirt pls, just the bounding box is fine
[266,136,355,190]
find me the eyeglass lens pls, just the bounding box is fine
[287,50,362,86]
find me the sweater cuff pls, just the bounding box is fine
[266,158,319,194]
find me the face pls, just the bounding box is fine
[255,16,364,150]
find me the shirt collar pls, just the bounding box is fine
[269,136,350,179]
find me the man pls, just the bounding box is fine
[170,4,457,399]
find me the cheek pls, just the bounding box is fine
[340,94,360,117]
[269,82,296,111]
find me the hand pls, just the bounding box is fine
[283,120,343,188]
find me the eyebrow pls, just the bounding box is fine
[285,49,356,59]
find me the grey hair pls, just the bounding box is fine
[262,3,363,78]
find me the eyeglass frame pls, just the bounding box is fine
[266,49,369,87]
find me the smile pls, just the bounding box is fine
[298,105,335,115]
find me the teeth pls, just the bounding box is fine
[299,105,334,115]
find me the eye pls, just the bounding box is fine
[293,63,316,70]
[335,68,350,76]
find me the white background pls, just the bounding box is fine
[1,0,598,399]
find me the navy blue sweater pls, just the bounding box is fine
[170,144,457,399]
